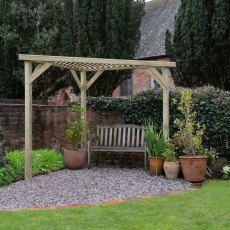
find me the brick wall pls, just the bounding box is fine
[0,104,145,166]
[0,104,122,151]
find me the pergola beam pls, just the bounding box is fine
[19,54,176,68]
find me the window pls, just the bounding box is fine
[120,78,133,96]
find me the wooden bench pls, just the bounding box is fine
[88,124,147,169]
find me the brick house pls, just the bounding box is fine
[113,0,180,96]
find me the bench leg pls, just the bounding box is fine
[96,152,99,166]
[88,141,90,169]
[144,150,147,170]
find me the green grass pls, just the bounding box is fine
[0,180,229,230]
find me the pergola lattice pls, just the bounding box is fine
[19,54,176,181]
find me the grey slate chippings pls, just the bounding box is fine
[0,167,190,210]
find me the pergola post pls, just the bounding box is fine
[80,71,87,121]
[147,67,169,139]
[162,67,170,139]
[24,61,33,181]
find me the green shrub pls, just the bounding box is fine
[87,86,230,155]
[0,166,14,186]
[0,149,64,187]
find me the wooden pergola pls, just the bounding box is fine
[18,54,176,181]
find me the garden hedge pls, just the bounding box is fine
[87,86,230,156]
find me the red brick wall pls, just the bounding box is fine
[0,104,146,166]
[0,104,122,151]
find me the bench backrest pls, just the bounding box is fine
[96,124,146,148]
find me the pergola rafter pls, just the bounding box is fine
[19,54,176,181]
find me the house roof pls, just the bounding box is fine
[135,0,180,59]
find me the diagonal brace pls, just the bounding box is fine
[29,62,52,84]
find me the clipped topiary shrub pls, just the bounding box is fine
[87,86,230,155]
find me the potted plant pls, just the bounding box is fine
[173,90,208,182]
[162,142,180,179]
[145,124,166,176]
[64,105,89,169]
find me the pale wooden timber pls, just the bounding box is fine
[18,54,176,72]
[80,71,87,149]
[146,67,167,88]
[29,62,52,84]
[80,71,87,121]
[86,70,103,90]
[25,61,33,181]
[70,70,81,88]
[88,124,147,169]
[162,67,170,139]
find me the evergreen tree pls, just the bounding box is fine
[0,0,144,98]
[167,0,230,90]
[75,0,145,96]
[212,0,230,89]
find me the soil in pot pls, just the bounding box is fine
[179,155,208,182]
[163,161,180,180]
[64,149,87,169]
[149,157,164,176]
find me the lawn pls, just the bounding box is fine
[0,180,229,230]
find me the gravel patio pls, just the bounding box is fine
[0,167,191,210]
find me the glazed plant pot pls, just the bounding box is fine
[179,155,208,182]
[149,157,164,176]
[64,148,87,169]
[163,161,180,180]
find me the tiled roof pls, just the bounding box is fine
[135,0,180,59]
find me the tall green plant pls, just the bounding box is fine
[66,105,89,149]
[173,90,205,156]
[144,124,166,158]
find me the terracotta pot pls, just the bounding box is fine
[64,148,87,169]
[149,157,164,176]
[179,155,208,182]
[163,161,180,180]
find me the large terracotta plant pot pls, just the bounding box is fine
[64,149,87,169]
[179,156,208,182]
[163,161,180,180]
[149,157,164,176]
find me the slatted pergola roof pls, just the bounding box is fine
[19,54,176,181]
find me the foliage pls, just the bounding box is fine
[74,0,145,96]
[162,142,177,162]
[0,149,64,187]
[166,0,230,90]
[0,138,10,168]
[0,166,14,186]
[66,105,89,149]
[144,124,166,158]
[172,90,205,156]
[0,181,230,229]
[0,0,70,99]
[221,165,230,180]
[87,86,230,155]
[0,0,145,99]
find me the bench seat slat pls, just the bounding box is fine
[90,146,145,152]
